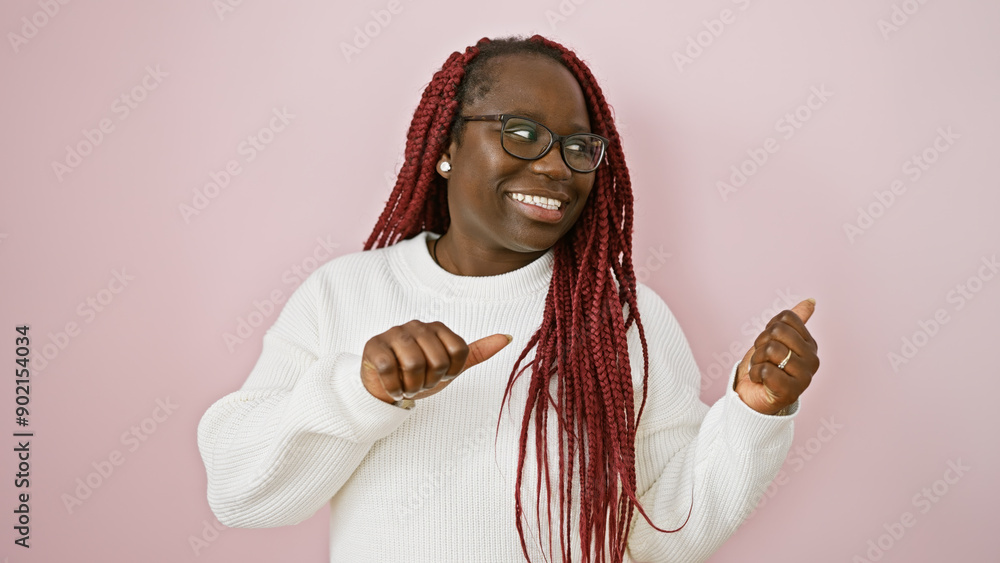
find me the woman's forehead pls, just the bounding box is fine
[466,54,590,130]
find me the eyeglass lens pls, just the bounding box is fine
[500,116,604,172]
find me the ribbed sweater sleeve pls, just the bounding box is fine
[196,272,413,528]
[626,284,798,562]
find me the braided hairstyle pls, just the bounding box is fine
[363,35,688,562]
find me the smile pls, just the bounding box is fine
[507,192,563,210]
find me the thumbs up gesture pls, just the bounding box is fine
[734,299,820,415]
[360,320,513,404]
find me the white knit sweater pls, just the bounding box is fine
[197,230,798,563]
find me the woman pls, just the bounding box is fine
[197,35,820,563]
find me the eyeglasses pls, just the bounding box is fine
[460,114,608,173]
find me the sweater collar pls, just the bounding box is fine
[392,231,555,301]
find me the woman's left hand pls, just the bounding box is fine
[734,299,820,415]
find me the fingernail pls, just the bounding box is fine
[806,298,816,305]
[504,334,513,344]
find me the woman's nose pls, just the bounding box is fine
[528,141,572,180]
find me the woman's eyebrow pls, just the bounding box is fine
[506,109,591,133]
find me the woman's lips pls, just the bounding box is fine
[505,192,566,223]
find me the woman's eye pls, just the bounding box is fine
[565,141,585,153]
[506,127,537,142]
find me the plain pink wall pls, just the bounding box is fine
[2,0,997,561]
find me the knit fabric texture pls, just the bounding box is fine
[197,230,799,562]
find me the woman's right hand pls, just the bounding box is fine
[360,320,512,404]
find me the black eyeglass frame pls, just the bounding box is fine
[459,114,609,173]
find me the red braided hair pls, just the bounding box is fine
[363,35,689,562]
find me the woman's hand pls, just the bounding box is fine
[360,320,512,404]
[734,299,820,415]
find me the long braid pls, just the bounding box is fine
[539,37,695,556]
[364,35,691,563]
[363,47,478,249]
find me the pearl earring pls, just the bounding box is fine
[440,162,451,172]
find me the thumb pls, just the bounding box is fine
[460,333,513,374]
[789,298,817,324]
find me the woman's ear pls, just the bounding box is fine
[436,151,452,179]
[436,137,458,179]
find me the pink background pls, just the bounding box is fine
[2,0,997,561]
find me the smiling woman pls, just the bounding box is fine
[429,52,597,275]
[197,34,820,563]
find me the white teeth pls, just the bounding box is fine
[509,193,562,210]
